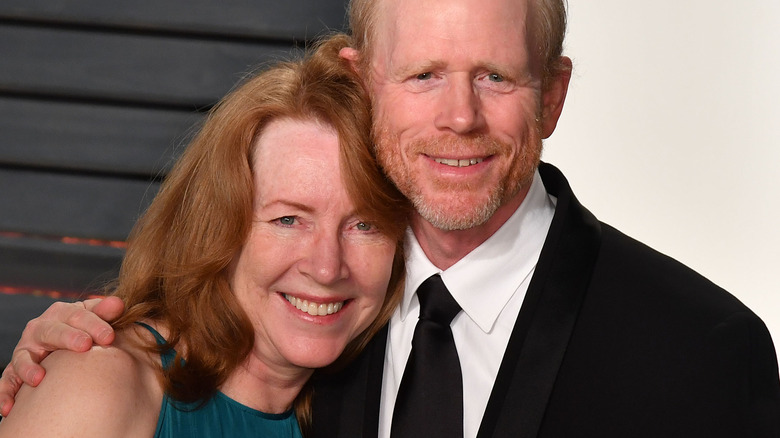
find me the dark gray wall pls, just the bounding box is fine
[0,0,349,366]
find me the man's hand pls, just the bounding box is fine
[0,296,125,416]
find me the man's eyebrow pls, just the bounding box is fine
[480,62,531,81]
[392,60,530,82]
[394,60,446,78]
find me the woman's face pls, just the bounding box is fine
[229,117,396,372]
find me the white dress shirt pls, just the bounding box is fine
[378,171,556,438]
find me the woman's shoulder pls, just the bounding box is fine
[0,325,163,437]
[44,323,162,395]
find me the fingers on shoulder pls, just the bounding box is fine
[21,301,95,353]
[0,366,22,416]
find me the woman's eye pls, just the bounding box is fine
[356,222,373,231]
[488,73,504,82]
[416,72,433,80]
[277,216,296,226]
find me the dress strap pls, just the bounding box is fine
[135,321,177,369]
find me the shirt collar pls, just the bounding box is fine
[402,170,556,332]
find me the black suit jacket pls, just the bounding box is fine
[310,163,780,437]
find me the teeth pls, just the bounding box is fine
[434,157,484,167]
[284,294,344,316]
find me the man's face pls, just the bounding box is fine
[369,0,546,231]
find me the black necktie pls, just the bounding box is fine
[390,274,463,437]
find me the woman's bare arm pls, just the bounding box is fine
[0,296,125,416]
[0,327,160,437]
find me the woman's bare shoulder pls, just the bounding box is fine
[0,325,163,437]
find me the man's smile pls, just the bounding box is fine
[432,157,485,167]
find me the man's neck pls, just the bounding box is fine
[411,185,530,270]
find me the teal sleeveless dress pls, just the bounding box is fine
[137,323,303,438]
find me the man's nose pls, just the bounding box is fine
[299,231,349,285]
[434,76,486,134]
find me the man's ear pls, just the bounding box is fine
[540,56,573,139]
[339,47,361,74]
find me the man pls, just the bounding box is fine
[2,0,779,436]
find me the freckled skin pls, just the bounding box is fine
[370,0,541,260]
[358,0,570,268]
[229,118,396,373]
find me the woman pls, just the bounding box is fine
[0,34,409,437]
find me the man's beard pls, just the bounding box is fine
[374,122,542,231]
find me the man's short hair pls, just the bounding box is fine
[347,0,568,88]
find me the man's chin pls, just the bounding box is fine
[412,194,500,231]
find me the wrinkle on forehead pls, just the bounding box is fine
[252,118,342,206]
[373,0,533,74]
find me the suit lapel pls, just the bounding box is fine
[360,326,387,437]
[313,163,600,438]
[310,325,388,438]
[477,163,602,438]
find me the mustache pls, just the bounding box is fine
[406,134,509,157]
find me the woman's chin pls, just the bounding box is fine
[281,341,347,370]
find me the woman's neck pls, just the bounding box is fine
[219,354,313,414]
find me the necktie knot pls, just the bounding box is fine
[417,274,461,325]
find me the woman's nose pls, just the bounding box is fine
[298,231,349,285]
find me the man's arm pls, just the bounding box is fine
[0,330,160,437]
[0,296,124,416]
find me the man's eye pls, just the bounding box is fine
[488,73,504,82]
[416,72,433,80]
[356,222,373,231]
[277,216,296,226]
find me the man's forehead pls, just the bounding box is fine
[371,0,532,68]
[376,0,531,28]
